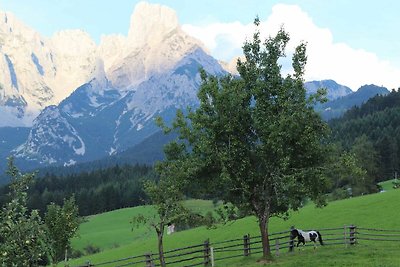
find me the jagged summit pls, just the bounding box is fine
[1,2,211,127]
[98,34,127,72]
[105,2,205,91]
[128,2,179,48]
[2,1,226,169]
[88,58,108,89]
[51,30,96,56]
[0,11,98,126]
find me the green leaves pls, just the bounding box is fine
[165,25,329,216]
[1,159,81,265]
[156,21,329,259]
[1,158,50,266]
[132,163,193,267]
[45,196,80,262]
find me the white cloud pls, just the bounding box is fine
[182,4,400,90]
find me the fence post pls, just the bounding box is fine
[349,225,357,245]
[275,239,280,256]
[145,252,155,267]
[210,247,215,267]
[344,225,347,246]
[204,239,210,266]
[243,234,251,256]
[289,227,294,253]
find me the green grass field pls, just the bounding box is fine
[379,179,398,191]
[71,199,219,251]
[66,187,400,267]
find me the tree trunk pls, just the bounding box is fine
[157,227,166,267]
[258,216,272,259]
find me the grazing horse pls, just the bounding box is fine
[290,228,324,249]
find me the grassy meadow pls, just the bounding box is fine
[379,179,398,191]
[66,186,400,267]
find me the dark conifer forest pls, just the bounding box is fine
[329,89,400,181]
[0,164,156,216]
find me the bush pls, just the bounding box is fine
[393,180,400,189]
[84,244,101,255]
[204,211,216,229]
[69,248,84,259]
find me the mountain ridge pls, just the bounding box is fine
[13,40,225,168]
[0,2,207,127]
[317,84,389,120]
[304,79,353,101]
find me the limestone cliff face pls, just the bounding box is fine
[0,12,98,126]
[0,2,210,127]
[10,2,225,168]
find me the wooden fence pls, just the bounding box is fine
[356,226,400,242]
[75,225,400,267]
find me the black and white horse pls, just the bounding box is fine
[290,228,324,249]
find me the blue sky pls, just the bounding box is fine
[1,0,400,89]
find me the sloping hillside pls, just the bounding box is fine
[67,189,400,266]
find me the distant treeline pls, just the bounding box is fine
[329,89,400,181]
[0,164,156,216]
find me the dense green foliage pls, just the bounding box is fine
[323,142,380,200]
[0,159,50,266]
[329,90,400,181]
[0,164,156,216]
[158,22,330,258]
[0,160,83,265]
[45,196,80,262]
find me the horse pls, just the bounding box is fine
[290,228,324,249]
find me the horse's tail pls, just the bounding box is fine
[317,231,324,245]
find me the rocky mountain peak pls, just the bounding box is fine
[127,2,179,48]
[88,58,108,90]
[50,29,96,56]
[0,11,34,38]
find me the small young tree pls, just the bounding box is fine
[0,158,50,266]
[163,19,330,259]
[132,142,191,267]
[45,196,80,263]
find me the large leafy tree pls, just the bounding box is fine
[0,158,50,266]
[165,20,330,259]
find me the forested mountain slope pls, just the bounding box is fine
[329,89,400,179]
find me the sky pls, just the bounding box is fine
[1,0,400,90]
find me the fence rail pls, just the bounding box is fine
[74,225,400,267]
